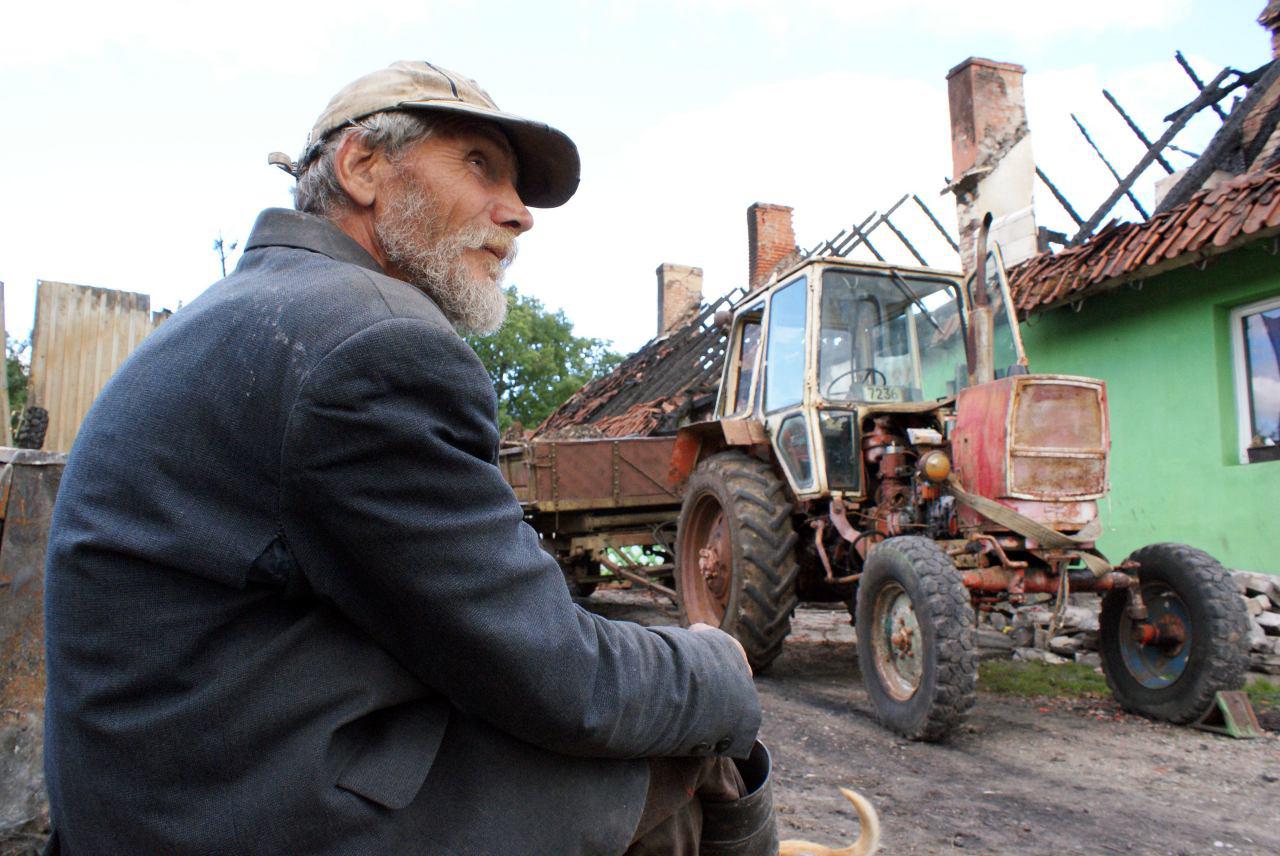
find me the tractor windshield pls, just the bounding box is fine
[819,269,967,402]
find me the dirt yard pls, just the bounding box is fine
[586,589,1280,856]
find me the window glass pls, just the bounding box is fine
[764,278,808,411]
[775,414,814,488]
[730,304,764,416]
[820,412,860,491]
[819,270,965,402]
[1237,298,1280,464]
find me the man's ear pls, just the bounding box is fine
[333,133,382,209]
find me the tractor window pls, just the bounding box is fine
[728,303,764,416]
[819,270,964,402]
[764,277,808,412]
[775,414,814,488]
[820,412,860,491]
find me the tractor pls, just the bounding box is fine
[668,228,1250,740]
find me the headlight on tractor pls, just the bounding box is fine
[919,450,951,483]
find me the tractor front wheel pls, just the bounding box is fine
[1099,543,1249,723]
[855,536,977,741]
[675,452,799,673]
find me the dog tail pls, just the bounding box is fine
[777,786,881,856]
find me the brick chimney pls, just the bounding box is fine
[747,203,796,291]
[947,57,1038,273]
[1262,1,1280,58]
[656,263,703,336]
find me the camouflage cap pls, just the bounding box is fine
[297,60,580,208]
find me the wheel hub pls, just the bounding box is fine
[1119,584,1191,689]
[677,493,733,625]
[873,584,923,701]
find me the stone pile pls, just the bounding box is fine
[1236,571,1280,676]
[977,593,1102,667]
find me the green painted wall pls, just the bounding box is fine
[1019,241,1280,574]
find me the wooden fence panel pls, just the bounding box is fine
[29,280,164,452]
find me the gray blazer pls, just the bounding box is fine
[43,209,760,855]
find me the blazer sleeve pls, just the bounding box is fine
[280,317,761,760]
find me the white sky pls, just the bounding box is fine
[1,0,1270,354]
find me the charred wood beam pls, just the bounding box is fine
[831,212,879,257]
[1155,59,1280,215]
[834,194,908,257]
[847,222,887,262]
[1175,51,1228,121]
[913,194,960,253]
[882,216,929,266]
[1162,62,1263,124]
[1074,66,1235,242]
[1035,167,1084,227]
[1071,113,1150,219]
[1102,89,1174,174]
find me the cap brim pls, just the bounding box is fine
[396,100,580,208]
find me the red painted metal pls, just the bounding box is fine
[952,375,1108,532]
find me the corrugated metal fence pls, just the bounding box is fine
[29,280,167,453]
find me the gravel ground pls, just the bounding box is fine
[586,588,1280,856]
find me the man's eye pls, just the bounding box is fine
[468,152,488,170]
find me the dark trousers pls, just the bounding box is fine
[624,757,746,855]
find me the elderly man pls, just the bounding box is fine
[42,61,777,854]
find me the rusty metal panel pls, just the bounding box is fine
[1008,377,1109,501]
[498,446,531,502]
[953,375,1105,530]
[0,450,66,841]
[29,280,164,453]
[526,437,679,511]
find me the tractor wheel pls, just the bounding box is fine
[675,452,799,673]
[1099,543,1249,723]
[855,536,977,741]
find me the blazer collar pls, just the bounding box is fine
[244,208,384,274]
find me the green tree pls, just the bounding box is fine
[465,286,622,433]
[6,335,29,430]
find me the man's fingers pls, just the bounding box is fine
[690,623,752,676]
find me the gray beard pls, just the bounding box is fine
[373,174,514,336]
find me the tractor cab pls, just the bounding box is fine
[715,256,1026,499]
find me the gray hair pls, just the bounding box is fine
[293,111,463,217]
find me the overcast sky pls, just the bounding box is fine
[1,0,1270,354]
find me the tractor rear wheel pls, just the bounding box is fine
[1099,543,1249,723]
[675,452,799,673]
[855,536,977,741]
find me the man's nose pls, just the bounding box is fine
[493,182,534,235]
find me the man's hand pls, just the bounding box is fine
[690,623,752,676]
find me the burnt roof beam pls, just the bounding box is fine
[1071,112,1150,219]
[1102,89,1175,174]
[1155,59,1280,214]
[1072,66,1235,242]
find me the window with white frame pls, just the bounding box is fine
[1231,295,1280,464]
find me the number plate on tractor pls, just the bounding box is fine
[861,385,906,402]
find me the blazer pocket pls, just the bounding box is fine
[336,698,450,809]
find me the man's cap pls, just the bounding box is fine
[298,60,580,208]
